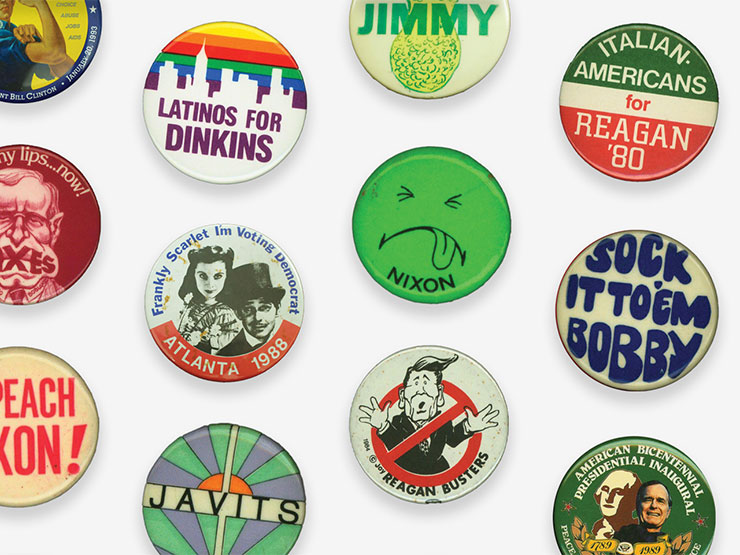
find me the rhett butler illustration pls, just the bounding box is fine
[359,354,499,475]
[0,168,63,304]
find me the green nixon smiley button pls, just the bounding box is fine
[353,147,511,303]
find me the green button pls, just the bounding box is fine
[352,147,510,303]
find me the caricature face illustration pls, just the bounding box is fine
[353,147,510,303]
[0,0,15,21]
[595,470,639,518]
[399,369,444,424]
[0,170,63,291]
[241,297,278,340]
[194,261,226,303]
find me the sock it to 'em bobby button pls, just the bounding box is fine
[0,347,99,507]
[555,230,718,391]
[0,0,101,103]
[349,0,510,98]
[554,436,715,555]
[145,224,303,383]
[143,423,306,554]
[143,21,307,184]
[560,23,718,181]
[352,146,510,303]
[0,144,101,305]
[349,345,508,503]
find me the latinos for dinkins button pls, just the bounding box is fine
[349,0,510,98]
[554,437,715,555]
[349,346,508,503]
[0,347,99,507]
[556,230,717,391]
[143,424,306,554]
[0,144,100,305]
[0,0,101,103]
[143,22,307,184]
[560,23,718,181]
[145,224,303,383]
[352,147,510,303]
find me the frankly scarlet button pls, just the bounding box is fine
[143,424,306,554]
[0,145,101,305]
[556,230,718,391]
[560,23,718,181]
[0,0,101,104]
[145,224,304,383]
[0,347,99,507]
[553,437,715,555]
[143,22,307,184]
[350,0,510,98]
[353,147,511,304]
[349,346,508,503]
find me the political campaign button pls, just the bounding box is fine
[143,22,307,184]
[350,346,508,503]
[145,224,303,383]
[0,144,100,305]
[0,347,99,507]
[350,0,510,98]
[0,0,101,103]
[556,230,717,391]
[554,437,715,555]
[353,147,510,303]
[143,424,306,555]
[560,23,718,181]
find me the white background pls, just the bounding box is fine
[0,0,732,553]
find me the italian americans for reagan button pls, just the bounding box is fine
[560,24,718,181]
[143,22,307,184]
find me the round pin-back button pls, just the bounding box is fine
[0,347,99,507]
[556,230,717,391]
[349,0,510,98]
[145,224,303,383]
[554,437,715,555]
[353,147,510,303]
[0,0,101,103]
[143,424,306,555]
[560,23,718,181]
[350,346,508,503]
[143,22,307,184]
[0,144,100,305]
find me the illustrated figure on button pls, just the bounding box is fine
[0,0,73,91]
[592,470,641,540]
[358,354,499,475]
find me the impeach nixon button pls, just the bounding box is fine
[0,347,99,507]
[559,23,718,181]
[142,22,307,184]
[555,230,718,391]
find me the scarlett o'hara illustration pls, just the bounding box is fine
[359,354,499,475]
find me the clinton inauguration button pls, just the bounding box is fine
[554,437,715,555]
[352,147,510,303]
[349,0,510,98]
[560,23,718,181]
[350,346,508,503]
[145,224,303,383]
[143,22,307,184]
[143,424,306,554]
[0,347,99,507]
[0,144,100,305]
[556,230,718,391]
[0,0,101,103]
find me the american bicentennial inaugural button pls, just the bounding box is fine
[0,144,100,305]
[0,0,101,103]
[145,224,303,383]
[350,346,508,503]
[560,23,718,181]
[353,146,510,303]
[143,424,305,554]
[554,437,715,555]
[0,347,99,507]
[556,230,717,391]
[349,0,510,98]
[143,22,307,184]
